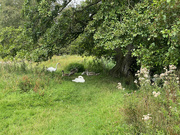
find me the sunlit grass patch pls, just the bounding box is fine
[0,55,128,134]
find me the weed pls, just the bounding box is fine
[124,65,180,134]
[18,76,34,92]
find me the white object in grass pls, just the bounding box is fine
[72,76,85,83]
[142,114,152,121]
[47,63,60,72]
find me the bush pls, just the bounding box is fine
[65,63,85,73]
[18,76,34,92]
[83,57,115,73]
[123,66,180,134]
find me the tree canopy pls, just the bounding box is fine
[0,0,180,77]
[0,0,25,29]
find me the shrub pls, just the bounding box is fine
[18,76,34,92]
[123,65,180,134]
[65,63,85,72]
[83,57,115,73]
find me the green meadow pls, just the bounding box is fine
[0,55,129,134]
[0,55,179,135]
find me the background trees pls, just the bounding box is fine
[0,0,25,29]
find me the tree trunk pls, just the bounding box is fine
[109,45,137,83]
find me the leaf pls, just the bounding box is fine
[167,0,171,3]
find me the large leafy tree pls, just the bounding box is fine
[0,0,179,79]
[21,0,101,61]
[75,0,180,77]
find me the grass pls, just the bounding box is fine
[0,55,128,135]
[1,56,179,134]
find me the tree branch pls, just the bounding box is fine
[75,0,102,12]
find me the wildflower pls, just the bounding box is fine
[163,67,167,70]
[164,81,168,86]
[144,73,149,78]
[160,73,166,78]
[152,91,156,95]
[167,70,174,74]
[152,91,161,97]
[134,80,138,84]
[153,74,158,78]
[142,114,152,121]
[169,65,177,70]
[117,82,125,90]
[139,77,145,81]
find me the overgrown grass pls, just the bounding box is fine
[1,56,179,134]
[124,67,180,134]
[0,55,128,134]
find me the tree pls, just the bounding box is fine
[0,0,179,79]
[0,0,25,29]
[75,0,180,77]
[21,0,101,61]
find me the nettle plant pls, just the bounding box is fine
[124,65,180,134]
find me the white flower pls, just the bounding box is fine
[144,73,149,78]
[167,70,174,74]
[142,114,152,121]
[153,74,159,78]
[152,91,156,95]
[117,82,125,90]
[157,92,160,95]
[134,80,138,84]
[169,65,177,70]
[152,91,160,97]
[139,77,145,80]
[160,73,166,78]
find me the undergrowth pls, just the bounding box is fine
[124,66,180,134]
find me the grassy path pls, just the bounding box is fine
[0,56,128,134]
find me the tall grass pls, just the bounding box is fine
[1,56,179,134]
[124,66,180,134]
[0,55,128,135]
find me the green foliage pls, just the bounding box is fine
[65,62,85,72]
[124,66,180,134]
[76,0,180,69]
[83,57,105,73]
[1,0,180,74]
[0,27,34,60]
[0,0,24,29]
[130,0,180,67]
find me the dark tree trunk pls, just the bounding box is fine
[109,45,137,83]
